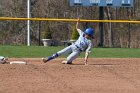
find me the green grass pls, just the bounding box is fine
[0,46,140,58]
[93,48,140,58]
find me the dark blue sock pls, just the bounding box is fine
[47,53,58,61]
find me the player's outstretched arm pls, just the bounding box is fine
[76,16,80,30]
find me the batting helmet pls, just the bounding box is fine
[84,28,94,36]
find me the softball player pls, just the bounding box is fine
[42,17,94,65]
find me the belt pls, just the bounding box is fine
[75,45,82,52]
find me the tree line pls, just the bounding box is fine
[0,0,140,48]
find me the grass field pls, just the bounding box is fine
[0,46,140,58]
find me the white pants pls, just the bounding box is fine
[57,45,81,63]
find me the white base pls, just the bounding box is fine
[10,61,27,65]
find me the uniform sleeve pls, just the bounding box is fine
[86,41,94,53]
[77,29,84,36]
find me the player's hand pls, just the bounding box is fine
[77,16,80,22]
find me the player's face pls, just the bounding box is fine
[85,34,91,39]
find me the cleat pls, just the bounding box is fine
[42,58,48,63]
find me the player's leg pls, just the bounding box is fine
[57,46,72,55]
[42,53,59,63]
[62,51,80,64]
[43,46,72,63]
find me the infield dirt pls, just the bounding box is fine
[0,58,140,93]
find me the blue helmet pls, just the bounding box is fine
[84,28,94,36]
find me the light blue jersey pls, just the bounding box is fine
[74,29,94,53]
